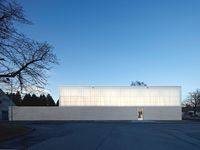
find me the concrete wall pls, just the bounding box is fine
[143,107,182,120]
[9,106,181,121]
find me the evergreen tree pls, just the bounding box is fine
[15,91,22,106]
[56,100,59,106]
[21,93,31,106]
[39,94,47,106]
[17,93,56,106]
[5,92,22,106]
[31,94,38,106]
[46,94,55,106]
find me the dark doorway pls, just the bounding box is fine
[2,111,8,120]
[137,108,143,120]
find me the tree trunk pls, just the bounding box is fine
[193,106,197,117]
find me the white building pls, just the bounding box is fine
[0,89,15,120]
[59,86,181,120]
[9,86,182,120]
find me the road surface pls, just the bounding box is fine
[0,121,200,150]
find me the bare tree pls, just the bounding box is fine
[131,81,147,87]
[0,0,58,92]
[0,0,30,48]
[185,89,200,116]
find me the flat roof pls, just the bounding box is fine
[60,86,181,89]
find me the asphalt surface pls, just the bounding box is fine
[0,121,200,150]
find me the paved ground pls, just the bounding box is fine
[0,121,200,150]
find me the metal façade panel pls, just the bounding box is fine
[59,86,181,107]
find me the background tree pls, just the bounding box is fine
[0,0,58,92]
[56,100,59,106]
[46,94,55,106]
[20,93,56,106]
[39,94,47,106]
[131,81,147,87]
[6,91,22,105]
[185,89,200,116]
[21,93,31,106]
[14,91,22,105]
[0,0,30,46]
[31,94,39,106]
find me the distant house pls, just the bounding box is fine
[0,89,15,120]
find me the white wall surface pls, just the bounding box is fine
[0,95,14,120]
[143,107,182,120]
[10,106,181,121]
[60,86,181,106]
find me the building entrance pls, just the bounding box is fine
[137,108,143,120]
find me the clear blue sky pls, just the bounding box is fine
[19,0,200,101]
